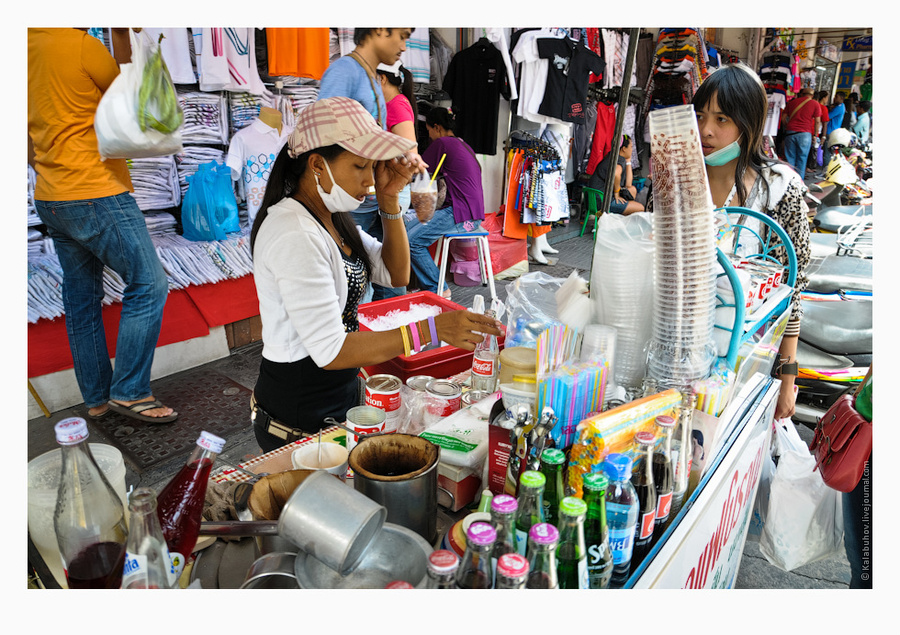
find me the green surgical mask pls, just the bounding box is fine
[704,139,741,166]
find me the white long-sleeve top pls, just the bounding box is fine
[253,197,393,367]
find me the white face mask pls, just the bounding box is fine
[316,160,364,214]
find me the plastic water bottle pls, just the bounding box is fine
[603,453,639,588]
[470,295,499,393]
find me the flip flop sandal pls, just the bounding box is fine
[86,406,113,420]
[108,399,179,424]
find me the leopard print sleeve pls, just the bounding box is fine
[768,176,811,332]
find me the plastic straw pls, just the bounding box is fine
[430,153,447,183]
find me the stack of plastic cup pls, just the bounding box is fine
[590,212,655,390]
[580,324,618,394]
[646,105,718,390]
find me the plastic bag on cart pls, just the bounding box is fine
[503,271,568,348]
[747,430,777,542]
[758,418,844,570]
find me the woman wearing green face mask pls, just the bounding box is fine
[693,63,812,420]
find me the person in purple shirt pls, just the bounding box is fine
[405,107,485,298]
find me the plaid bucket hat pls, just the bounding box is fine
[286,96,416,160]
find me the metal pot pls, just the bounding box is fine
[349,433,440,544]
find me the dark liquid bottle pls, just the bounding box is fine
[583,472,613,589]
[456,522,496,589]
[630,431,657,572]
[525,523,559,589]
[652,415,675,545]
[157,431,225,581]
[66,541,128,589]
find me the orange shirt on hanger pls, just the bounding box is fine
[266,28,331,80]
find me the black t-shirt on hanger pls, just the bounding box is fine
[536,37,604,123]
[442,38,510,155]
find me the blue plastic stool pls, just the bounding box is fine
[433,230,497,300]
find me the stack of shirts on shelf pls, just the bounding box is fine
[278,83,319,128]
[149,230,253,290]
[178,89,229,145]
[176,147,227,196]
[230,91,269,134]
[27,165,41,228]
[127,156,181,211]
[144,212,179,237]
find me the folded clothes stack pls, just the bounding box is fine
[127,156,181,211]
[178,89,229,145]
[176,146,227,196]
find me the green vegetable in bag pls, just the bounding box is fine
[138,33,184,134]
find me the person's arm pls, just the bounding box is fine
[82,30,122,93]
[612,164,625,203]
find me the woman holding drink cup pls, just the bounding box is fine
[249,97,501,452]
[406,107,486,299]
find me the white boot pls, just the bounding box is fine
[529,239,548,264]
[534,232,559,254]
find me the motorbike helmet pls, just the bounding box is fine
[825,152,858,185]
[827,128,852,149]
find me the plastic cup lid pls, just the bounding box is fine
[466,521,497,546]
[655,415,676,428]
[559,496,588,518]
[197,431,226,453]
[491,494,518,514]
[497,552,529,578]
[540,448,566,466]
[427,549,459,573]
[55,417,89,445]
[528,522,559,545]
[583,471,609,491]
[604,453,633,480]
[519,470,546,489]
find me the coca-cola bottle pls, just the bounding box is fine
[489,494,518,585]
[583,472,613,589]
[456,522,496,589]
[156,431,226,581]
[426,549,459,589]
[122,487,176,589]
[52,417,128,589]
[630,431,657,572]
[470,295,499,393]
[652,415,675,545]
[495,552,530,589]
[525,523,559,589]
[669,395,697,523]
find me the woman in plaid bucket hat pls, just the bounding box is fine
[247,97,502,451]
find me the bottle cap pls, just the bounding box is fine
[466,521,497,547]
[604,453,633,481]
[497,552,529,578]
[519,470,546,489]
[427,549,459,574]
[197,431,226,454]
[559,496,588,518]
[491,494,518,515]
[528,522,559,545]
[540,447,566,466]
[655,415,676,428]
[54,417,88,445]
[385,580,415,589]
[634,431,655,446]
[583,471,610,492]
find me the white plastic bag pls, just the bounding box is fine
[95,29,183,160]
[747,433,776,542]
[758,418,844,570]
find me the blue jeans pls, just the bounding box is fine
[406,205,481,294]
[35,193,169,408]
[783,131,812,178]
[843,455,872,588]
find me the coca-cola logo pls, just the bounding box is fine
[656,492,673,520]
[472,358,494,375]
[639,511,655,540]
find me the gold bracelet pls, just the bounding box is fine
[399,324,412,357]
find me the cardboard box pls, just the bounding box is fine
[437,461,482,512]
[486,422,514,496]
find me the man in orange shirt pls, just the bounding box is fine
[28,28,177,423]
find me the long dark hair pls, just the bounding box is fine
[377,65,419,128]
[692,63,777,208]
[425,107,458,134]
[250,144,373,278]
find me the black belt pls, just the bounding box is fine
[249,392,313,444]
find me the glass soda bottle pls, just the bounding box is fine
[156,431,226,581]
[556,496,590,589]
[604,453,638,588]
[514,470,546,555]
[456,521,496,589]
[489,493,518,585]
[52,417,128,589]
[539,447,566,528]
[583,472,613,589]
[470,302,500,393]
[495,552,529,589]
[525,523,559,589]
[652,415,676,545]
[122,487,176,589]
[669,395,697,523]
[426,549,459,589]
[630,431,657,571]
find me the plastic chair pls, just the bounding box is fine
[433,230,497,300]
[579,186,604,236]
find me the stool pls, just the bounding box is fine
[433,230,497,300]
[579,186,604,237]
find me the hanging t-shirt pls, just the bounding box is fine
[442,38,510,155]
[400,28,430,83]
[142,28,195,84]
[225,118,291,225]
[511,28,568,127]
[536,37,604,123]
[763,93,786,137]
[197,28,267,95]
[585,101,617,177]
[265,28,330,80]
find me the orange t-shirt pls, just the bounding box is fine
[28,28,133,201]
[266,28,331,80]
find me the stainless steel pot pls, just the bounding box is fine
[349,433,440,544]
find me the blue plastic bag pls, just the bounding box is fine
[181,161,239,241]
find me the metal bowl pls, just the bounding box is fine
[240,552,300,589]
[293,523,433,589]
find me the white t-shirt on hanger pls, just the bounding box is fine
[763,93,786,137]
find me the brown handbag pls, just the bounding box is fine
[808,393,872,493]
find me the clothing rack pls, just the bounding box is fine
[505,129,561,162]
